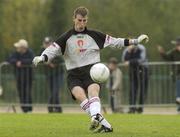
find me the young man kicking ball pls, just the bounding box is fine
[33,6,149,133]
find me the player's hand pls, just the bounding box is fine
[32,56,44,66]
[138,34,149,44]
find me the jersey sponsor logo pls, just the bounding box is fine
[77,35,84,38]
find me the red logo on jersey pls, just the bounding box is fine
[77,40,84,47]
[76,40,87,53]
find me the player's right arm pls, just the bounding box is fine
[33,43,62,66]
[33,31,70,66]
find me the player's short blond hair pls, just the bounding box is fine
[73,6,89,18]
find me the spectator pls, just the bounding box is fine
[107,57,123,113]
[40,37,64,113]
[122,44,148,113]
[157,37,180,113]
[7,39,34,113]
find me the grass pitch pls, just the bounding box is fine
[0,114,180,137]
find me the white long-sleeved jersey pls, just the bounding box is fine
[41,27,130,70]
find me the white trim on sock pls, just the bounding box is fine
[89,97,101,117]
[80,99,90,114]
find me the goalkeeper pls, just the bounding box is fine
[33,6,149,133]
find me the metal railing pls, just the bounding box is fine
[0,61,179,112]
[116,61,180,113]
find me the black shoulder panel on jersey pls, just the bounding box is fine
[55,29,73,55]
[86,29,106,49]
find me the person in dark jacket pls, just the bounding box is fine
[41,37,64,113]
[158,37,180,113]
[122,44,148,113]
[7,39,34,113]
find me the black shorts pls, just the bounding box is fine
[67,64,100,100]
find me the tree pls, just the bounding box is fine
[46,0,67,38]
[0,0,50,59]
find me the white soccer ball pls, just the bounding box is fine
[90,63,110,83]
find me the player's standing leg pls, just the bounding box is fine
[88,83,113,133]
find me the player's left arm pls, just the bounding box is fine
[89,30,149,49]
[104,34,149,48]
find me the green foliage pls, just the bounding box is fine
[65,0,180,61]
[0,0,180,61]
[46,0,67,37]
[0,0,49,58]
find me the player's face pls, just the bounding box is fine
[74,14,88,32]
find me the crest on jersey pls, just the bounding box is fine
[77,40,84,47]
[76,39,86,53]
